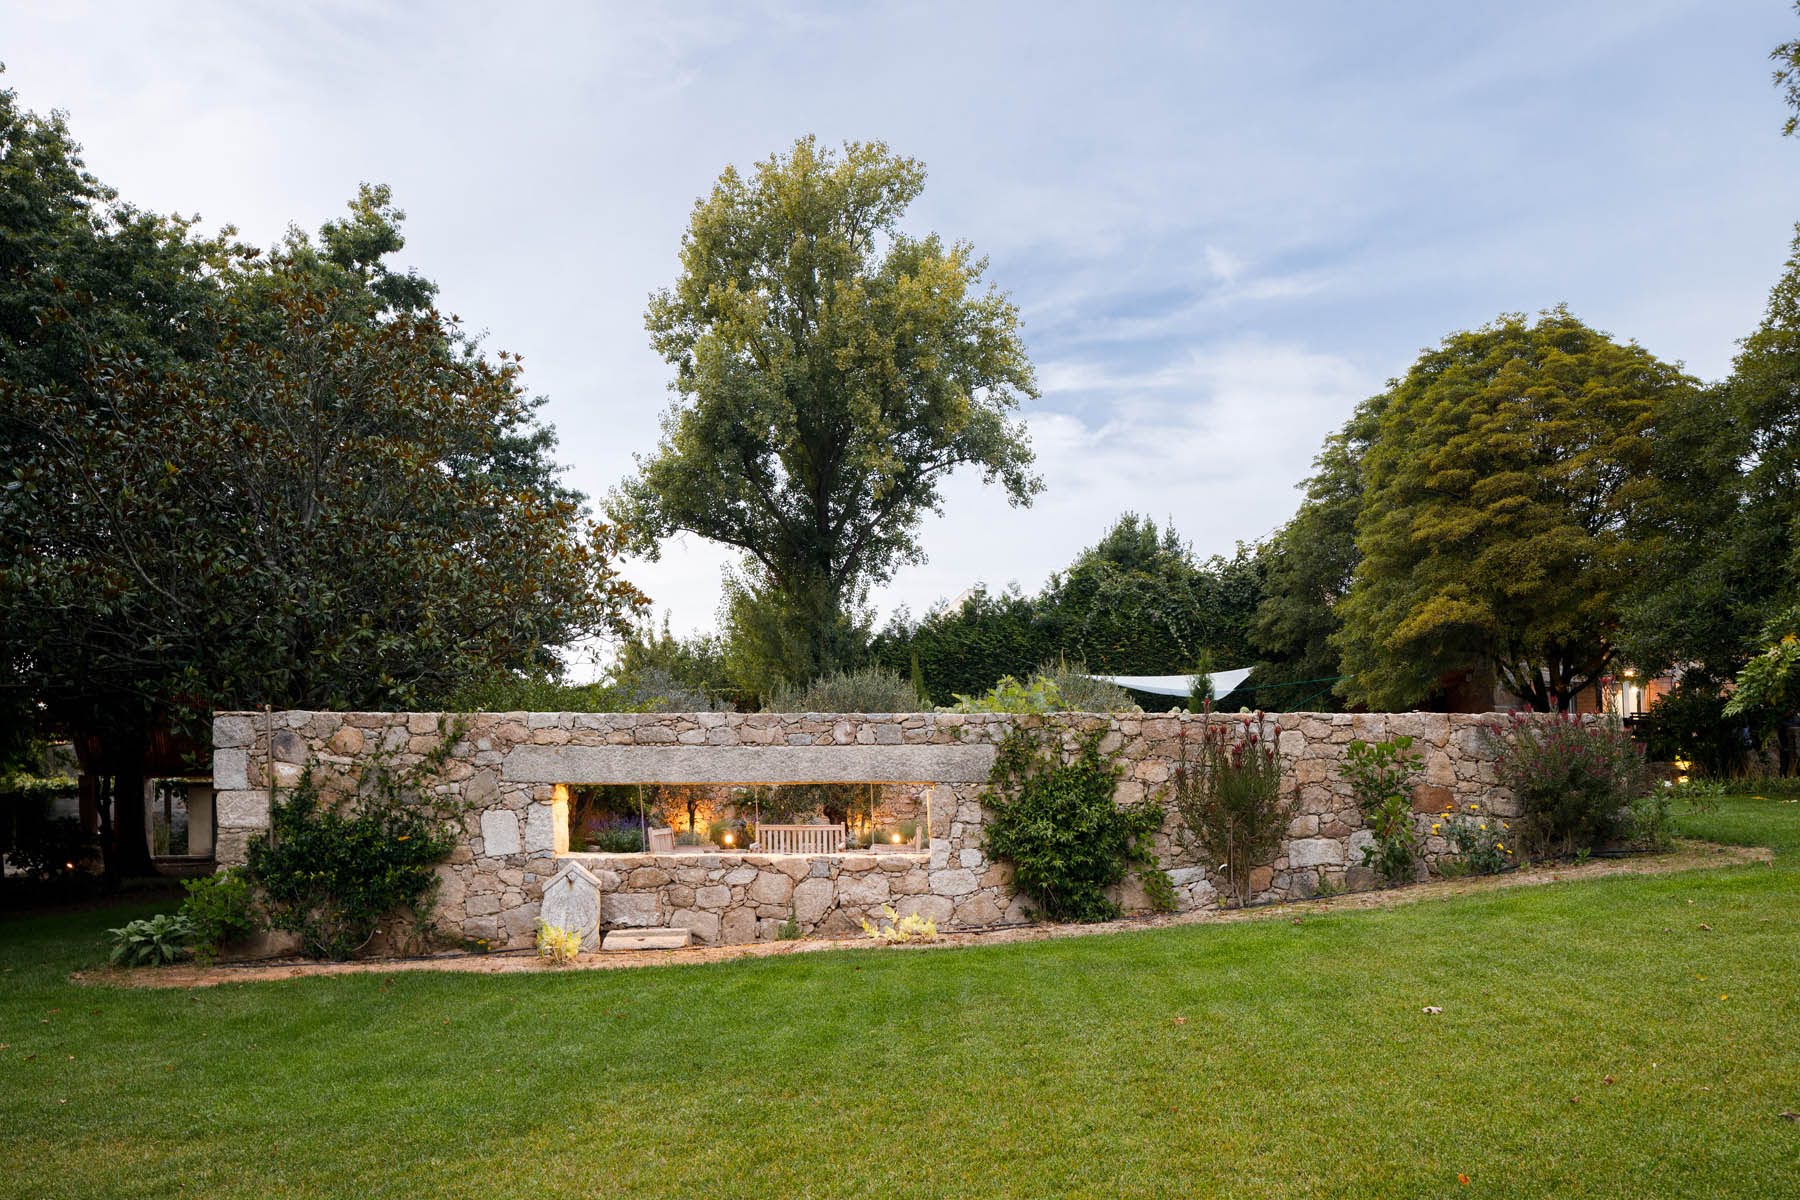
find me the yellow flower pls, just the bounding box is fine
[1431,824,1441,835]
[1478,823,1487,831]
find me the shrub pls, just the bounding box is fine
[1486,713,1655,857]
[535,920,583,965]
[764,666,924,713]
[1432,809,1514,877]
[1637,683,1753,777]
[582,817,645,854]
[982,725,1164,921]
[1339,737,1425,886]
[246,725,465,959]
[1032,660,1136,713]
[950,674,1066,714]
[181,869,258,961]
[1172,714,1291,906]
[860,904,938,942]
[108,913,196,966]
[1626,788,1676,851]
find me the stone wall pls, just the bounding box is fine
[212,710,1521,949]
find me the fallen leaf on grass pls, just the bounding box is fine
[1603,1075,1615,1085]
[1172,1016,1188,1026]
[1779,1112,1799,1122]
[1698,923,1713,932]
[1422,1006,1443,1014]
[1458,1174,1470,1186]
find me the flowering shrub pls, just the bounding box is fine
[1170,713,1289,907]
[1433,804,1514,876]
[1339,736,1424,886]
[1485,712,1655,857]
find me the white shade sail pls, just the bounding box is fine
[1083,668,1253,700]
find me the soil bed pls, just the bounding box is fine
[79,838,1770,988]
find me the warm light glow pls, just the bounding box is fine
[722,832,734,846]
[891,833,903,844]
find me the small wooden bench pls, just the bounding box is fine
[757,824,846,854]
[646,826,675,853]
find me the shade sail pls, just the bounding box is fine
[1083,668,1253,700]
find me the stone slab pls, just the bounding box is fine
[601,928,692,951]
[500,741,993,788]
[501,743,997,785]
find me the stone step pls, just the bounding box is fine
[600,928,692,952]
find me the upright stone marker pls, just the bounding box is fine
[538,860,602,951]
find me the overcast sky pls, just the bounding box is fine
[7,1,1800,666]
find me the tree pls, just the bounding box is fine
[1773,2,1800,137]
[1250,399,1380,710]
[1333,308,1695,711]
[2,195,646,874]
[611,136,1040,685]
[1036,514,1263,676]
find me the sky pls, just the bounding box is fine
[6,1,1799,670]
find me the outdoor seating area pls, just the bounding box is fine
[564,780,931,857]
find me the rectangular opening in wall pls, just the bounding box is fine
[557,781,931,857]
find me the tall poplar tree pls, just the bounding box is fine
[611,137,1040,685]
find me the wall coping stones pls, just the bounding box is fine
[500,742,997,785]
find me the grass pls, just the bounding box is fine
[3,798,1797,1199]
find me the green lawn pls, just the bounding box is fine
[4,799,1797,1199]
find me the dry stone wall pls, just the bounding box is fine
[213,710,1522,949]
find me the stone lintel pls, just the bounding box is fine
[501,743,995,785]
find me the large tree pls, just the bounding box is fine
[2,171,645,873]
[1333,308,1695,711]
[611,137,1040,684]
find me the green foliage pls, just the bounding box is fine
[246,727,464,959]
[874,586,1050,704]
[611,136,1040,683]
[445,670,653,715]
[1339,736,1425,886]
[949,674,1065,714]
[1433,811,1514,877]
[1486,713,1656,857]
[1625,789,1677,851]
[1250,399,1379,711]
[1638,681,1755,777]
[1037,517,1265,678]
[1339,737,1424,816]
[0,104,648,844]
[180,869,258,961]
[1170,716,1290,907]
[875,516,1262,707]
[764,666,924,713]
[1333,308,1695,711]
[1187,649,1215,712]
[1032,661,1135,714]
[1724,607,1800,722]
[981,725,1164,922]
[1139,866,1178,914]
[1774,5,1800,138]
[107,913,196,966]
[776,906,802,941]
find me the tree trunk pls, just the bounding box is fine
[107,767,155,879]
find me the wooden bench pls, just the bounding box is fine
[646,826,675,853]
[757,824,846,854]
